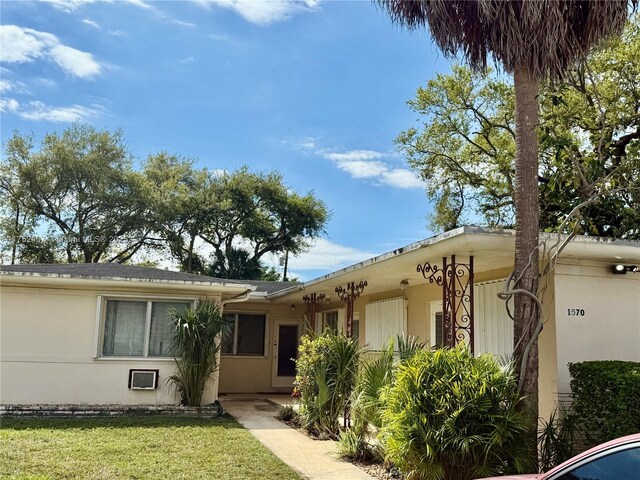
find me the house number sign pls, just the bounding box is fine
[567,308,586,316]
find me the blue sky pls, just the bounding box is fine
[1,0,451,279]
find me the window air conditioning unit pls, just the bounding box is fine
[128,369,159,390]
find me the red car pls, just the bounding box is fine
[480,433,640,479]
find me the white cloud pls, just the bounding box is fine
[6,100,103,122]
[33,77,57,88]
[0,79,30,94]
[172,19,197,28]
[319,148,423,189]
[179,56,196,64]
[0,98,20,113]
[381,169,424,189]
[262,238,377,277]
[334,159,388,179]
[82,18,100,28]
[196,0,320,25]
[323,149,384,162]
[0,25,101,79]
[43,0,152,12]
[50,44,101,78]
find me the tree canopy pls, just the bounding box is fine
[1,125,329,279]
[1,125,155,263]
[398,16,640,239]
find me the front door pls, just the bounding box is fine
[271,319,299,388]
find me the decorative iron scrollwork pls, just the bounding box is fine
[335,281,368,338]
[303,293,326,331]
[416,262,444,286]
[418,255,474,353]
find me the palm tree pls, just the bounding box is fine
[377,0,635,431]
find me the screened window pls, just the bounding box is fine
[102,299,190,357]
[434,312,444,348]
[222,313,266,356]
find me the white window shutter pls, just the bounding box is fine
[473,279,513,359]
[364,297,406,351]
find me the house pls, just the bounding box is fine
[1,227,639,421]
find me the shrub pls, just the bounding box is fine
[276,405,299,426]
[167,300,228,406]
[294,330,363,438]
[351,334,426,435]
[568,360,640,447]
[337,428,381,463]
[380,345,534,480]
[538,406,583,471]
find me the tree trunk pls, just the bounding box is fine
[513,66,540,429]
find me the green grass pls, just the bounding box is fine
[0,416,302,480]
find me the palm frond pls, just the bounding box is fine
[377,0,636,79]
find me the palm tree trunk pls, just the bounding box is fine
[513,65,540,425]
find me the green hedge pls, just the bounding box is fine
[568,360,640,446]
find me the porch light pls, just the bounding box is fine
[400,279,409,290]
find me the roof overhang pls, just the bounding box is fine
[266,227,640,302]
[0,271,256,298]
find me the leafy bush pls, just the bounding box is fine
[167,300,228,406]
[380,345,534,480]
[276,405,299,426]
[351,334,426,435]
[294,330,363,438]
[337,428,381,463]
[568,360,640,447]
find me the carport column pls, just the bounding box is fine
[335,281,368,338]
[417,256,475,353]
[302,292,325,331]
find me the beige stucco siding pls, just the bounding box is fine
[345,267,514,350]
[538,274,558,422]
[553,262,640,400]
[0,284,220,405]
[218,302,302,393]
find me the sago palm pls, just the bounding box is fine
[377,0,637,428]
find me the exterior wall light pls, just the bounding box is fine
[400,279,409,290]
[612,264,638,274]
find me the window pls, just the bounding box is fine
[352,312,360,341]
[102,299,191,357]
[323,311,339,332]
[222,313,266,356]
[430,301,444,348]
[553,445,640,480]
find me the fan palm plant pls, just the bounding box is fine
[381,345,534,480]
[377,0,637,427]
[167,299,228,406]
[295,331,364,437]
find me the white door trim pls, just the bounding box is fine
[271,318,300,389]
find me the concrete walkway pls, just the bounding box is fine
[220,395,374,480]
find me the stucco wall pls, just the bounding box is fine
[553,262,640,399]
[0,284,219,405]
[538,274,558,422]
[217,302,302,393]
[343,267,513,350]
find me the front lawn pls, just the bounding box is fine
[0,415,301,480]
